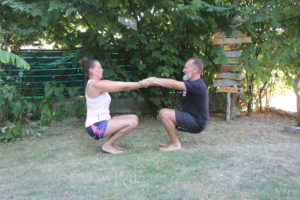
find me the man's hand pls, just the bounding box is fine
[139,77,160,88]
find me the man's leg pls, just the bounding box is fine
[159,108,181,152]
[102,114,138,154]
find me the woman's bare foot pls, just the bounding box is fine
[159,143,181,152]
[112,143,125,151]
[102,143,124,154]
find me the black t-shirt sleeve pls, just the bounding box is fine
[184,80,204,95]
[181,79,209,126]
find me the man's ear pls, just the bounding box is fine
[192,65,199,73]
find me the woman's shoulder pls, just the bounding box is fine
[89,79,107,86]
[93,79,112,84]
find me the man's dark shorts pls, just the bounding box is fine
[175,109,205,133]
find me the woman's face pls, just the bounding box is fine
[91,61,104,79]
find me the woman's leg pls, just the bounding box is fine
[108,115,138,150]
[102,114,138,154]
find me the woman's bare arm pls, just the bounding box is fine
[92,80,143,93]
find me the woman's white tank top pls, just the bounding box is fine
[85,80,111,127]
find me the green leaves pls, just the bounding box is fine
[2,0,43,17]
[39,83,85,125]
[1,0,299,115]
[0,124,22,142]
[0,85,36,123]
[0,50,30,70]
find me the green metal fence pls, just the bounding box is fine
[1,49,84,98]
[0,49,137,99]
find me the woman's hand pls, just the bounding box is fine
[139,77,160,88]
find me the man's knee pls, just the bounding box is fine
[159,109,175,121]
[159,108,167,120]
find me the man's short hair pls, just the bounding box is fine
[189,58,204,73]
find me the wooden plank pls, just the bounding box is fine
[214,79,241,87]
[227,57,244,64]
[218,86,243,93]
[224,43,241,51]
[218,66,233,72]
[227,58,243,64]
[213,31,247,39]
[231,16,249,24]
[218,65,242,72]
[229,25,240,31]
[224,51,242,58]
[217,72,244,81]
[210,37,252,45]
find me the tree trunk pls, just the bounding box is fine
[265,88,270,109]
[247,74,254,116]
[259,81,268,112]
[232,0,240,5]
[293,70,300,126]
[297,94,300,126]
[231,0,240,23]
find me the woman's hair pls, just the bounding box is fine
[80,57,99,74]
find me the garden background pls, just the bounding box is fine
[0,1,300,199]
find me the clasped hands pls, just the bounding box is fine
[139,77,160,88]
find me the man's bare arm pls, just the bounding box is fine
[154,78,186,91]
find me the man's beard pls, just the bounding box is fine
[183,73,192,81]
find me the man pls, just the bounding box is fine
[144,58,209,152]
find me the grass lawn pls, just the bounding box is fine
[1,112,300,200]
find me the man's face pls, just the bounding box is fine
[182,60,194,81]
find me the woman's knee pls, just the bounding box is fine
[129,114,138,122]
[128,115,138,128]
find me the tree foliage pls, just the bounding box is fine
[0,50,30,70]
[0,0,299,120]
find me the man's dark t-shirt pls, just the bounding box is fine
[182,78,209,129]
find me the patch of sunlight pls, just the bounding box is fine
[269,89,296,113]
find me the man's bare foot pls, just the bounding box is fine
[159,143,168,147]
[102,143,124,154]
[159,143,181,152]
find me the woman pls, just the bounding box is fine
[80,57,146,154]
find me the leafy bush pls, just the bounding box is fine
[0,124,22,142]
[39,82,85,125]
[0,84,36,123]
[0,83,85,142]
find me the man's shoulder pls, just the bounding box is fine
[186,78,205,86]
[185,79,207,94]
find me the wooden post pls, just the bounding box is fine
[230,0,240,124]
[210,0,251,121]
[226,92,231,121]
[230,93,235,119]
